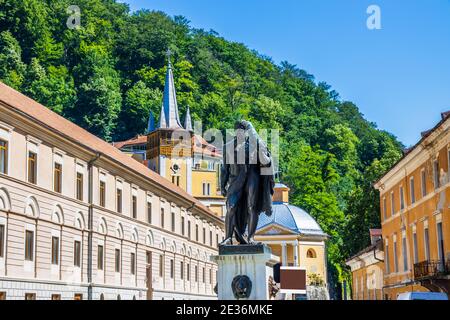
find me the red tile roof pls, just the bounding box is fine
[369,229,382,237]
[0,81,222,224]
[113,135,147,149]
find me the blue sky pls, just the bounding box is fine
[120,0,450,146]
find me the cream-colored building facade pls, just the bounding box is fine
[0,81,224,300]
[346,230,385,300]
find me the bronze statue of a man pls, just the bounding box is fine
[220,120,275,245]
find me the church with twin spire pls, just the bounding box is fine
[113,55,226,218]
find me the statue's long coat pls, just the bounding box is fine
[221,135,275,240]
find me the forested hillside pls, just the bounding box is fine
[0,0,403,297]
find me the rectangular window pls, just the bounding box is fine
[188,221,191,239]
[147,202,152,224]
[385,243,390,274]
[159,254,164,277]
[203,227,206,244]
[437,222,444,264]
[433,160,439,189]
[132,195,137,219]
[181,217,185,236]
[171,212,175,232]
[202,267,205,283]
[399,186,405,210]
[74,294,83,300]
[390,192,395,215]
[130,252,136,275]
[196,225,199,242]
[210,231,212,247]
[27,151,37,184]
[0,139,7,174]
[115,249,121,272]
[51,294,61,300]
[421,170,427,197]
[180,261,184,279]
[0,292,5,300]
[383,197,387,220]
[393,239,398,273]
[116,189,122,213]
[97,245,104,270]
[172,176,180,186]
[146,251,152,265]
[99,181,106,207]
[25,293,36,300]
[54,163,62,193]
[74,241,81,267]
[76,172,83,201]
[424,228,430,261]
[0,224,4,258]
[216,234,219,248]
[448,149,450,178]
[187,263,190,281]
[51,236,59,265]
[210,269,212,284]
[160,208,164,228]
[25,230,34,261]
[195,265,198,282]
[170,259,174,279]
[402,236,408,271]
[410,177,415,204]
[413,232,418,264]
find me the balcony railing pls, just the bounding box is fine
[414,260,450,280]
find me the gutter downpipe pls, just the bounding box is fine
[87,152,101,300]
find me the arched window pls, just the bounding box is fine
[98,217,107,235]
[146,230,154,247]
[116,223,124,239]
[307,249,317,258]
[52,205,64,225]
[100,293,105,300]
[74,212,85,230]
[117,294,121,300]
[131,227,139,243]
[0,188,11,211]
[25,196,39,218]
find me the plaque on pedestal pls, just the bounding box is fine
[211,244,280,300]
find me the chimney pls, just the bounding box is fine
[273,183,290,203]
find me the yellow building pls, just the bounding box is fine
[255,183,329,298]
[374,111,450,299]
[346,229,385,300]
[114,58,225,218]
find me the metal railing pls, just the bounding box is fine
[414,260,450,280]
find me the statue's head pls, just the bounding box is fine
[234,120,247,130]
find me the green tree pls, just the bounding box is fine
[70,43,122,141]
[0,31,26,89]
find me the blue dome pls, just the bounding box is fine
[257,202,327,237]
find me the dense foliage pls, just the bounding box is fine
[0,0,403,298]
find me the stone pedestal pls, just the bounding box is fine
[211,244,280,300]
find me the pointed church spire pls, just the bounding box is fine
[184,106,193,131]
[147,110,155,133]
[158,104,167,128]
[158,48,182,129]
